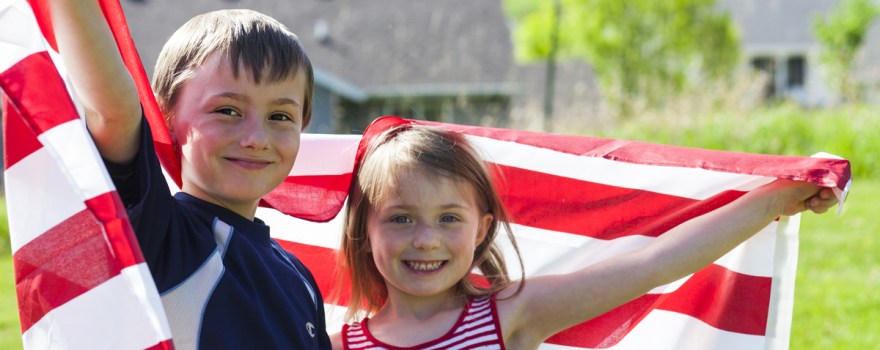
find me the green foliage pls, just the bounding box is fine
[503,0,740,117]
[595,103,880,179]
[0,200,8,257]
[792,180,880,349]
[813,0,880,102]
[0,255,21,350]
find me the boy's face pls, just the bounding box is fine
[168,53,306,219]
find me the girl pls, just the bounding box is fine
[332,123,837,349]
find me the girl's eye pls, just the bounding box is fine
[216,107,242,116]
[440,215,460,223]
[390,216,412,224]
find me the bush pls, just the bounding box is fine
[594,103,878,178]
[0,199,8,257]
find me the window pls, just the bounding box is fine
[787,56,805,88]
[751,57,776,98]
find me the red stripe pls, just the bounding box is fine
[85,192,145,267]
[14,209,120,332]
[24,0,58,52]
[263,173,353,222]
[144,339,176,350]
[2,96,42,169]
[98,0,182,189]
[0,51,78,134]
[13,190,143,332]
[275,240,352,307]
[496,165,746,239]
[546,264,770,348]
[282,166,746,239]
[275,240,770,341]
[412,117,851,189]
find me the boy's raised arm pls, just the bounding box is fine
[50,0,141,163]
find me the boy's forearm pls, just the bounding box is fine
[50,0,141,163]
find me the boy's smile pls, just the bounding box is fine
[168,53,307,219]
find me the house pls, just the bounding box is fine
[120,0,601,134]
[718,0,880,105]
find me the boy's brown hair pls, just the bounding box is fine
[338,124,525,321]
[152,9,313,127]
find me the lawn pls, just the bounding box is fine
[0,179,876,348]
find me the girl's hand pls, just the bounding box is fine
[772,180,839,216]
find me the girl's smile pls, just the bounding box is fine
[366,171,493,300]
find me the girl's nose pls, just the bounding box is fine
[412,224,441,250]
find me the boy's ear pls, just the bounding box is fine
[164,115,178,145]
[476,213,493,246]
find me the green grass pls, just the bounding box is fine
[0,255,20,350]
[791,179,880,349]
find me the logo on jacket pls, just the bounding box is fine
[306,322,315,337]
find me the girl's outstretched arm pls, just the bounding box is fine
[49,0,141,163]
[499,179,837,347]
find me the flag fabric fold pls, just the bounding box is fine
[1,0,172,348]
[267,116,850,349]
[1,0,852,349]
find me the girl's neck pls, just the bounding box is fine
[366,290,469,348]
[374,289,465,322]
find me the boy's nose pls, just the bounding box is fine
[412,224,441,250]
[239,116,270,150]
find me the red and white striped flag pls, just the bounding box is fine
[0,0,172,348]
[1,0,852,349]
[268,116,850,350]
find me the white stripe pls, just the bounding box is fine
[0,0,44,73]
[268,206,779,281]
[21,264,172,349]
[6,147,88,253]
[39,120,116,199]
[765,215,799,350]
[468,135,776,199]
[496,222,779,292]
[292,134,361,175]
[534,310,764,350]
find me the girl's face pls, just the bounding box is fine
[168,53,306,219]
[366,171,493,302]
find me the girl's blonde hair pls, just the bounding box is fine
[152,9,313,127]
[338,124,525,321]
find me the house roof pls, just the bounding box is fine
[121,0,519,98]
[717,0,839,52]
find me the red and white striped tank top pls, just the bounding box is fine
[342,295,505,350]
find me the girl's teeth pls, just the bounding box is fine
[407,261,443,271]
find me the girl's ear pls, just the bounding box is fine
[476,213,493,246]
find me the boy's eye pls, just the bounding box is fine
[440,215,460,223]
[390,216,412,224]
[216,107,242,116]
[269,113,294,122]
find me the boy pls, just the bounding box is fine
[50,1,330,348]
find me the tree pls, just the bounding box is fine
[813,0,879,103]
[503,0,740,118]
